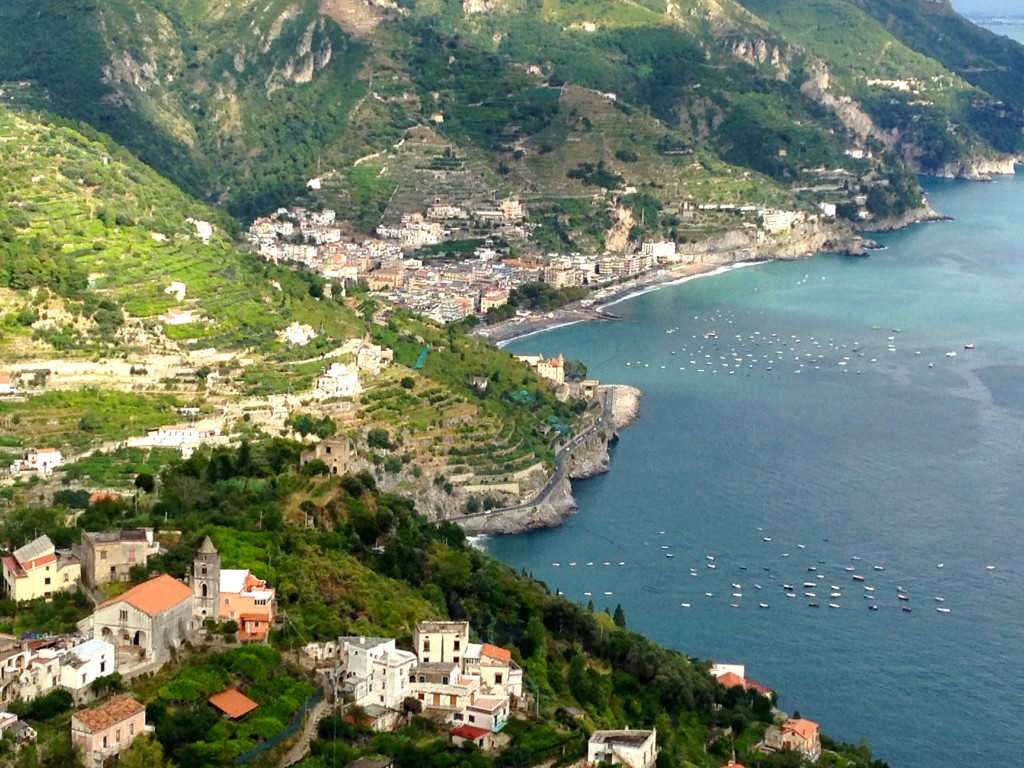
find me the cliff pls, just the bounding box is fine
[457,384,642,535]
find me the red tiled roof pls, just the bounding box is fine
[744,678,773,696]
[73,696,145,733]
[451,725,490,740]
[1,556,25,579]
[481,643,511,663]
[785,718,819,740]
[209,689,258,719]
[716,671,746,689]
[98,574,192,617]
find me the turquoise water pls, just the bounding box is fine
[490,175,1024,768]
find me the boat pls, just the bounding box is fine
[666,553,674,558]
[964,343,975,350]
[808,602,820,608]
[762,537,772,542]
[829,603,840,609]
[830,585,840,590]
[732,583,742,589]
[730,603,740,608]
[852,574,865,581]
[660,545,669,550]
[804,592,816,598]
[935,596,945,602]
[864,594,875,600]
[583,591,592,597]
[783,584,795,590]
[986,565,996,570]
[868,604,879,611]
[705,592,713,597]
[707,563,717,569]
[786,593,796,598]
[759,603,769,609]
[807,566,817,572]
[569,562,577,566]
[732,592,743,598]
[902,606,912,613]
[873,565,885,571]
[845,566,855,572]
[864,586,875,592]
[706,555,715,561]
[604,591,613,596]
[897,586,907,593]
[803,582,816,588]
[946,351,957,358]
[552,562,560,567]
[681,603,691,608]
[937,607,951,614]
[830,592,842,598]
[898,594,909,601]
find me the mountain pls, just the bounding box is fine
[1,0,1021,232]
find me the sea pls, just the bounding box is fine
[489,176,1024,763]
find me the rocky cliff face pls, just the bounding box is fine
[457,384,642,536]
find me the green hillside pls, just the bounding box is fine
[2,0,1021,236]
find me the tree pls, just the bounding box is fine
[613,603,627,628]
[134,473,156,494]
[400,376,415,389]
[564,359,588,381]
[367,428,391,450]
[119,735,175,768]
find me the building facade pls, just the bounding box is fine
[79,529,157,589]
[71,695,146,768]
[191,536,221,621]
[587,728,659,768]
[413,621,470,667]
[2,535,80,602]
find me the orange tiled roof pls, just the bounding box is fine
[209,689,259,719]
[716,671,746,689]
[785,718,819,740]
[99,574,192,616]
[73,695,145,732]
[481,643,511,662]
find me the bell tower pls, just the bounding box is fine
[192,535,221,620]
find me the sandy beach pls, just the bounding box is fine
[478,261,750,348]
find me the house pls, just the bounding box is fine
[78,529,158,589]
[0,373,14,395]
[408,661,479,718]
[2,535,80,602]
[159,308,196,326]
[209,688,259,719]
[413,621,470,667]
[313,363,361,399]
[764,718,821,762]
[84,574,194,666]
[713,667,773,699]
[464,643,522,698]
[0,712,36,746]
[513,353,565,385]
[7,648,63,703]
[220,569,275,641]
[71,695,146,768]
[458,695,509,732]
[300,437,352,477]
[587,728,659,768]
[10,447,63,475]
[59,639,116,704]
[451,724,500,752]
[355,339,394,375]
[337,636,417,713]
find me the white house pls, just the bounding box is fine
[458,695,509,732]
[587,728,659,768]
[10,448,63,475]
[159,308,196,326]
[0,374,14,395]
[60,639,116,704]
[338,636,418,712]
[313,363,361,400]
[408,661,480,717]
[463,643,522,698]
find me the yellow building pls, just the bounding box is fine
[1,535,81,603]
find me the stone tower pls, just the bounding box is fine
[192,536,221,620]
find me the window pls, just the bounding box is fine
[100,661,106,674]
[225,598,231,606]
[44,577,51,585]
[119,609,128,622]
[110,566,116,575]
[82,674,86,684]
[417,693,424,701]
[495,673,503,685]
[423,638,430,652]
[255,598,267,606]
[469,715,476,723]
[201,565,207,576]
[129,723,135,736]
[326,445,332,454]
[102,737,108,749]
[63,573,69,582]
[454,638,460,650]
[100,551,107,561]
[116,729,121,742]
[201,584,208,598]
[442,676,449,685]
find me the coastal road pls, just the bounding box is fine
[451,387,613,524]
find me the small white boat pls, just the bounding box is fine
[797,544,806,549]
[829,603,840,609]
[986,565,996,570]
[681,603,691,608]
[604,591,613,596]
[763,537,772,542]
[706,555,715,561]
[937,607,951,613]
[666,553,674,558]
[873,565,885,571]
[804,592,816,598]
[935,596,945,602]
[831,592,842,598]
[707,563,717,569]
[783,584,795,590]
[552,562,560,567]
[583,591,592,596]
[786,593,796,598]
[864,586,875,592]
[705,592,713,597]
[732,583,742,589]
[964,343,975,350]
[803,582,817,588]
[661,545,669,550]
[946,351,957,358]
[937,563,943,568]
[732,592,743,598]
[759,603,769,609]
[845,566,855,572]
[898,594,909,601]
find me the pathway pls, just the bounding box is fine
[279,698,330,768]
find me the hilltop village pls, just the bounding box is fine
[0,523,824,768]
